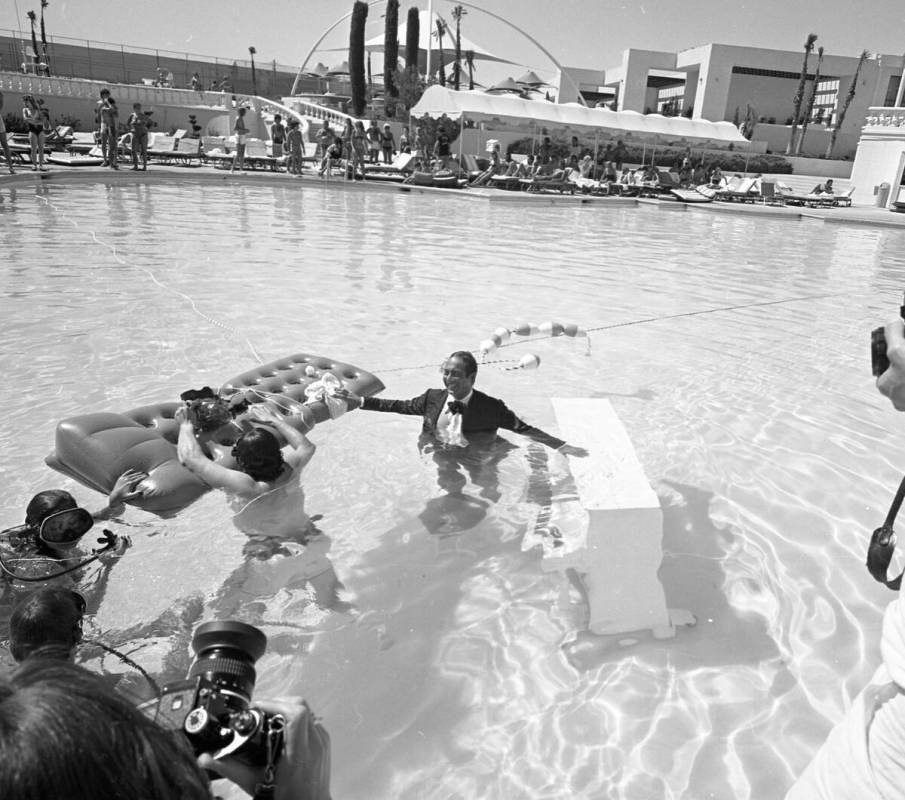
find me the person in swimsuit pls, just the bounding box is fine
[231,107,248,172]
[176,404,341,608]
[270,114,286,169]
[127,102,151,171]
[0,91,14,174]
[22,96,48,171]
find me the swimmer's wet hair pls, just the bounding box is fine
[232,428,285,483]
[448,351,477,377]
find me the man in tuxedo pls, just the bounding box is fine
[348,351,586,498]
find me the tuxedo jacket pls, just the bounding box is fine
[361,388,565,450]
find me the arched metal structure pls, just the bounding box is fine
[290,0,585,105]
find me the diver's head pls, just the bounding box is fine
[441,351,477,400]
[231,428,284,483]
[25,490,77,531]
[9,588,86,663]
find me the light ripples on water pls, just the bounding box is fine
[2,180,905,798]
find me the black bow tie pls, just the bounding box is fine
[447,400,466,415]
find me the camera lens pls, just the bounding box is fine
[189,621,267,706]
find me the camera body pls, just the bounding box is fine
[871,295,905,377]
[140,621,283,765]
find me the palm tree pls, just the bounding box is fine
[795,45,823,155]
[248,46,257,95]
[465,49,475,90]
[451,5,466,91]
[434,18,448,86]
[383,0,400,116]
[827,49,869,158]
[39,0,50,76]
[405,6,419,76]
[787,33,818,154]
[349,1,368,117]
[26,10,40,74]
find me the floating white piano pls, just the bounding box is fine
[530,398,694,639]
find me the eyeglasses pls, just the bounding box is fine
[36,507,95,547]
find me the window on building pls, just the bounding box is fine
[812,78,839,126]
[657,84,684,116]
[885,75,902,107]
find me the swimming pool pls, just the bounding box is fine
[2,178,905,798]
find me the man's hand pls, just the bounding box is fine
[558,444,589,458]
[335,388,363,409]
[878,319,905,411]
[199,698,331,800]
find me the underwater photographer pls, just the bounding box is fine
[0,619,331,800]
[0,470,142,591]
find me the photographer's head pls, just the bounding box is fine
[9,587,85,662]
[0,660,210,800]
[189,397,233,433]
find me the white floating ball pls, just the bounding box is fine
[519,353,541,370]
[479,338,498,354]
[493,327,511,342]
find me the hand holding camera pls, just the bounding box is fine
[876,317,905,410]
[141,621,331,800]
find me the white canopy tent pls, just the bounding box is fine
[411,85,750,150]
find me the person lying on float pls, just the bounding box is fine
[344,350,588,457]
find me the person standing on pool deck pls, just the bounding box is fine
[22,96,49,172]
[127,103,150,171]
[98,95,119,170]
[0,91,14,174]
[345,351,588,457]
[231,107,248,172]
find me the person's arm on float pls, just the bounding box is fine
[878,319,905,411]
[176,407,259,493]
[199,698,331,800]
[91,469,148,520]
[494,398,589,457]
[246,405,316,472]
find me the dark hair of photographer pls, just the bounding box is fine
[231,427,286,482]
[0,660,211,800]
[190,398,234,433]
[9,587,85,662]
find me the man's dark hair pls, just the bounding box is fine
[99,88,110,98]
[448,351,477,378]
[0,660,211,800]
[9,588,85,663]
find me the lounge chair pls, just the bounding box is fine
[68,131,98,153]
[716,177,759,202]
[670,186,714,203]
[146,135,178,164]
[833,186,855,207]
[365,152,414,179]
[521,168,575,194]
[776,181,835,207]
[244,139,282,170]
[460,154,484,181]
[170,137,202,165]
[758,181,784,206]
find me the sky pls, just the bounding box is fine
[2,0,904,86]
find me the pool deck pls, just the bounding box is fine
[3,163,905,229]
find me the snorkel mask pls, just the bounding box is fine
[867,475,905,590]
[0,507,121,582]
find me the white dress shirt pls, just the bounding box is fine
[436,390,473,446]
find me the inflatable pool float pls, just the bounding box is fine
[409,170,465,189]
[46,352,384,516]
[46,154,105,167]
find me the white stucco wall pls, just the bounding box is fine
[850,131,905,207]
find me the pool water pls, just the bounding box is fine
[2,179,905,798]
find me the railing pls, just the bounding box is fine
[864,107,905,128]
[280,96,358,129]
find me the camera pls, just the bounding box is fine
[140,621,284,766]
[871,294,905,376]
